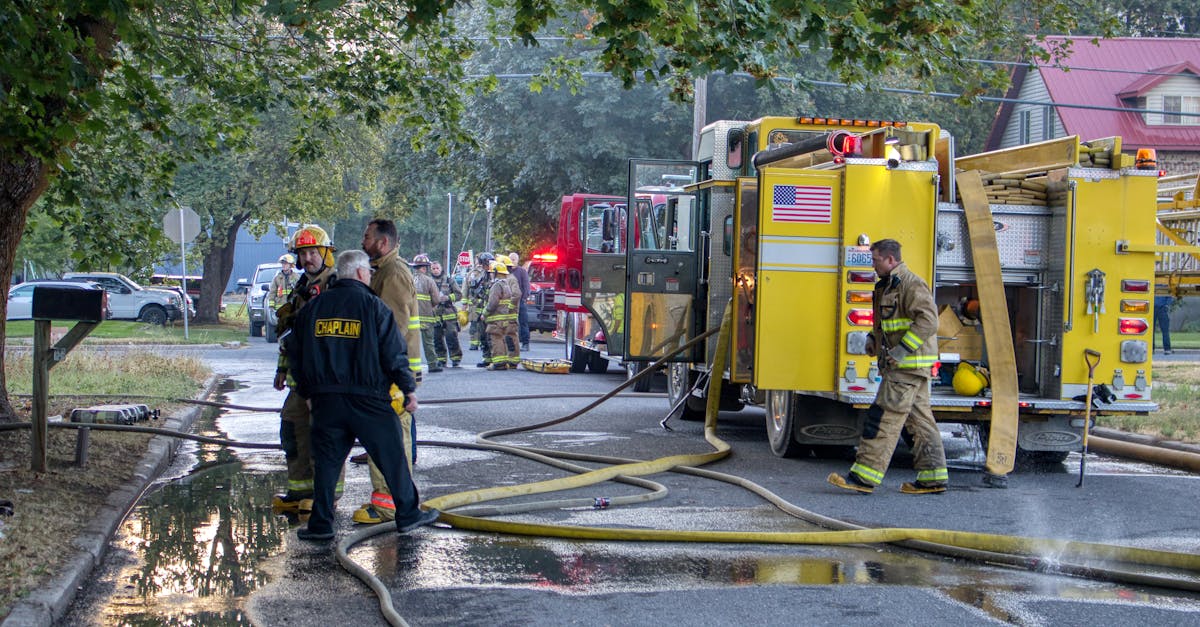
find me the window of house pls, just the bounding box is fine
[1018,110,1032,144]
[1161,95,1200,126]
[1042,106,1055,140]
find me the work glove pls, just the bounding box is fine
[887,345,909,364]
[273,369,287,391]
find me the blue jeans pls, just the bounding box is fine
[1155,302,1172,351]
[518,303,530,345]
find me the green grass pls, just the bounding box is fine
[5,312,251,345]
[1098,362,1200,442]
[1155,330,1200,349]
[5,349,210,399]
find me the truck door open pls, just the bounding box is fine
[624,159,702,362]
[579,200,628,356]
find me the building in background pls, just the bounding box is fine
[987,37,1200,175]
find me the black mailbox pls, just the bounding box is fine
[32,286,105,322]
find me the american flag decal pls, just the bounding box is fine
[772,184,833,223]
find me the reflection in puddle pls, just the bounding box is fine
[356,533,1200,623]
[68,381,291,626]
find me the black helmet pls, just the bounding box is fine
[477,252,495,264]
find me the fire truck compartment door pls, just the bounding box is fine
[624,158,702,362]
[754,170,841,392]
[580,200,628,356]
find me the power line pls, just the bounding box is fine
[467,70,1200,118]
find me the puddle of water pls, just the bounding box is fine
[352,532,1200,623]
[65,381,295,626]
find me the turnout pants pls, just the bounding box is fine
[308,393,424,535]
[850,369,948,487]
[504,321,520,365]
[280,391,314,497]
[420,322,439,368]
[433,319,463,364]
[487,321,509,365]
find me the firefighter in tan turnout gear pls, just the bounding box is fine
[431,261,464,367]
[828,239,948,495]
[411,254,444,373]
[484,260,517,370]
[271,225,338,512]
[354,218,424,525]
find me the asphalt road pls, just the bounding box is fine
[61,333,1200,626]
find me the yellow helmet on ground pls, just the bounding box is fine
[491,260,509,275]
[291,225,335,268]
[952,362,990,396]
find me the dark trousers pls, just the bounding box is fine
[1155,302,1172,351]
[308,393,422,534]
[518,303,530,346]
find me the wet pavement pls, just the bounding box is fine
[59,336,1200,626]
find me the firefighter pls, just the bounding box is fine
[471,253,496,366]
[285,249,439,541]
[269,254,298,310]
[271,225,338,513]
[828,238,948,495]
[430,261,464,367]
[463,253,492,350]
[354,218,423,525]
[411,254,444,372]
[501,254,522,366]
[484,260,515,370]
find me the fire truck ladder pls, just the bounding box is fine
[1156,172,1200,296]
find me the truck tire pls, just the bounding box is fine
[766,390,805,457]
[265,322,278,343]
[250,321,264,337]
[977,426,1070,468]
[667,362,705,421]
[138,305,168,327]
[587,350,609,374]
[626,361,653,392]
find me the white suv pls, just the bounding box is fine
[247,263,282,339]
[62,272,184,325]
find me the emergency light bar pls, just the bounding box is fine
[798,117,907,128]
[533,251,559,263]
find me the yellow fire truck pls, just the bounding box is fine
[584,115,1184,474]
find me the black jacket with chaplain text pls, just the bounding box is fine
[284,278,416,402]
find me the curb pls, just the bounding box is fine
[2,374,221,627]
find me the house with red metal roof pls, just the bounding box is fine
[987,37,1200,174]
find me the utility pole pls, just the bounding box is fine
[692,75,708,159]
[484,196,496,251]
[446,192,454,270]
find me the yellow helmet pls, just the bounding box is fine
[503,254,515,267]
[278,253,296,264]
[291,225,335,268]
[491,260,509,275]
[952,362,990,396]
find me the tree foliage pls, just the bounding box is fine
[0,0,1119,420]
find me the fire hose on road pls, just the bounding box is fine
[7,305,1200,627]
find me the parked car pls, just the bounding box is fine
[6,280,111,321]
[247,262,282,339]
[61,272,185,325]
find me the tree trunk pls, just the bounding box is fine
[195,217,248,324]
[0,150,52,422]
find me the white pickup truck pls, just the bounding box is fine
[62,272,185,325]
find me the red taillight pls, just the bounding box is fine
[847,309,874,326]
[847,270,876,283]
[1121,279,1149,293]
[1118,318,1149,335]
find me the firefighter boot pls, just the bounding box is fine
[272,492,315,512]
[352,504,389,524]
[826,472,874,495]
[900,480,947,494]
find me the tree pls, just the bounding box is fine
[0,0,1106,421]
